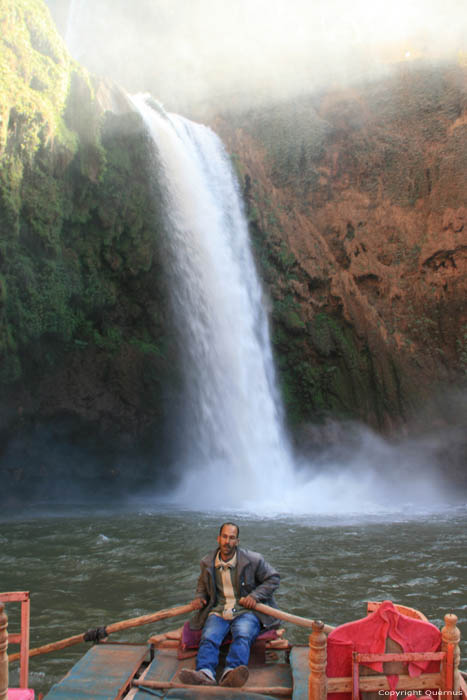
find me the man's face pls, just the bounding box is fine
[217,524,239,560]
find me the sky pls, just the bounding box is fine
[46,0,467,115]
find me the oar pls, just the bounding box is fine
[253,602,335,634]
[8,600,333,663]
[8,602,194,663]
[133,678,292,696]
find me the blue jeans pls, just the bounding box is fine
[196,612,261,678]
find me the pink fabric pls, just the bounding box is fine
[8,690,35,700]
[327,600,441,700]
[181,621,202,649]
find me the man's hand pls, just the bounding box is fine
[239,595,257,609]
[191,598,206,610]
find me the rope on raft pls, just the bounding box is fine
[83,626,108,642]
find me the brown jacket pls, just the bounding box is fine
[190,547,280,630]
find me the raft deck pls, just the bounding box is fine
[42,643,308,699]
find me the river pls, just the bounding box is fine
[1,506,466,695]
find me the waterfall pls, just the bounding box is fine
[129,96,451,516]
[65,0,87,56]
[131,95,294,509]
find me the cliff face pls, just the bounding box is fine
[212,63,467,433]
[0,0,180,501]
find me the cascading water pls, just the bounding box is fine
[131,95,294,509]
[65,0,87,56]
[129,95,453,515]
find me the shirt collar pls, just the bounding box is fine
[215,550,237,569]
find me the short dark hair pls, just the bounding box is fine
[219,522,240,537]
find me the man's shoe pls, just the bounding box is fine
[179,668,216,685]
[219,665,249,687]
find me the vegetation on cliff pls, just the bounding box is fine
[0,0,179,499]
[241,170,402,430]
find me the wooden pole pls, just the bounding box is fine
[133,678,293,696]
[8,602,194,663]
[19,592,30,688]
[0,603,8,700]
[104,603,194,635]
[308,620,328,700]
[441,613,461,693]
[254,602,334,634]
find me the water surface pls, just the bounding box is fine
[1,506,466,695]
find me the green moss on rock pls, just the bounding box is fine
[0,0,178,465]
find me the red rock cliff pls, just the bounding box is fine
[212,61,467,431]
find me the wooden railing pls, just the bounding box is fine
[0,592,31,688]
[0,602,8,700]
[442,613,461,693]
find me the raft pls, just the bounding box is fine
[1,596,466,700]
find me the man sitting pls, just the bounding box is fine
[179,522,280,687]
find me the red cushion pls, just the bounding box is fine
[180,620,278,650]
[181,622,202,649]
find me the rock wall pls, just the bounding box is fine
[212,62,467,435]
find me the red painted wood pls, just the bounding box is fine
[0,595,29,604]
[0,592,31,688]
[445,644,454,692]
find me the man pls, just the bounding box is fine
[179,522,280,688]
